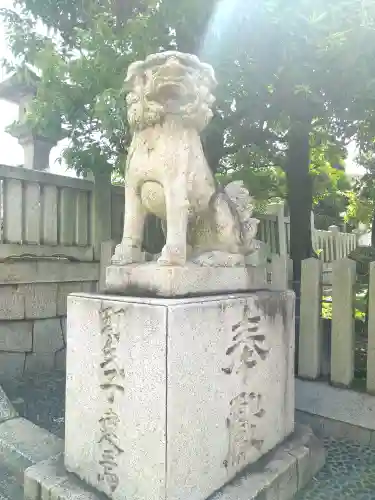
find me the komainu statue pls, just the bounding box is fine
[112,51,259,267]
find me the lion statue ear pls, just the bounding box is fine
[123,60,145,92]
[200,62,218,90]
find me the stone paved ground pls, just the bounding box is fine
[2,371,375,498]
[297,437,375,500]
[1,370,65,439]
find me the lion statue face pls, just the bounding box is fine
[125,51,217,132]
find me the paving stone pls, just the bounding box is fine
[0,417,63,466]
[296,437,375,499]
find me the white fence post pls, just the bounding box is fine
[276,205,287,256]
[367,262,375,394]
[331,258,356,387]
[310,211,315,230]
[328,225,339,261]
[298,258,323,379]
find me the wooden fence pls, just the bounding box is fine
[0,163,358,267]
[257,205,357,266]
[256,206,290,256]
[298,257,375,395]
[0,164,95,261]
[0,164,164,263]
[312,226,357,266]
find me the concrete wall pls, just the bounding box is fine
[0,260,99,381]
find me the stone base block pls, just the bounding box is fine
[105,262,268,296]
[65,290,295,500]
[24,424,325,500]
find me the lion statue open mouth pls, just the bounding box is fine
[112,51,259,268]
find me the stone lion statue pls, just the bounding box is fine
[112,51,259,267]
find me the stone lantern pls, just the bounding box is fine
[0,66,65,170]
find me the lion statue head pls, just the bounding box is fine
[124,51,218,132]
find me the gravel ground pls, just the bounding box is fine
[2,370,375,498]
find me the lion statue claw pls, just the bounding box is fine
[112,51,259,268]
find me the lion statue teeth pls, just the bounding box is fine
[112,51,259,268]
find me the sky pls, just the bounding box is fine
[0,0,363,177]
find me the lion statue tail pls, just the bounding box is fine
[224,180,260,253]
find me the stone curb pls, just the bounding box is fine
[0,417,63,483]
[24,424,325,500]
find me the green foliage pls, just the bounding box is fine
[345,153,375,237]
[1,0,217,175]
[2,0,375,258]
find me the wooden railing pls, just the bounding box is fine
[0,164,95,261]
[256,206,357,266]
[312,226,357,265]
[256,207,290,256]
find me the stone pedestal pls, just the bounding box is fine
[105,262,269,296]
[64,290,295,500]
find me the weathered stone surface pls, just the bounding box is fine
[57,283,85,316]
[26,425,323,500]
[65,293,167,500]
[57,282,97,316]
[0,417,63,466]
[298,258,322,379]
[109,52,259,281]
[82,281,97,294]
[296,411,375,447]
[65,291,295,500]
[0,353,25,380]
[284,425,325,491]
[33,318,64,353]
[23,284,57,319]
[24,353,55,374]
[0,286,25,321]
[296,378,375,432]
[0,260,99,285]
[106,262,267,296]
[0,321,32,352]
[0,385,17,423]
[54,348,66,371]
[331,258,356,387]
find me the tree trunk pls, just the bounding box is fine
[284,117,313,371]
[285,119,314,284]
[371,209,375,247]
